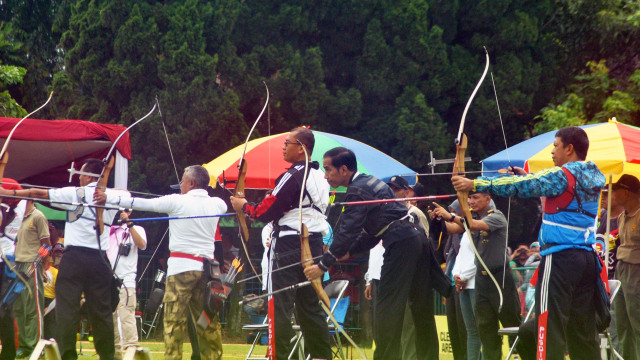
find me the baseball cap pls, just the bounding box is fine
[612,174,640,194]
[52,243,64,253]
[410,182,425,197]
[387,176,409,190]
[1,178,23,207]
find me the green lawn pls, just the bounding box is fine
[9,338,465,359]
[72,340,380,359]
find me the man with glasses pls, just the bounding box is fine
[231,127,331,360]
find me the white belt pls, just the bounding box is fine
[542,219,595,242]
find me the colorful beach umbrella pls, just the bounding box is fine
[481,120,640,183]
[203,131,416,191]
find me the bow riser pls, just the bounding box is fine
[300,224,331,307]
[94,156,115,235]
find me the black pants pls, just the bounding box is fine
[55,246,115,360]
[446,290,467,360]
[375,227,439,360]
[271,233,331,360]
[0,262,16,360]
[43,297,56,340]
[474,266,522,360]
[534,249,599,360]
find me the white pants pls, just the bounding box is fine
[112,287,139,359]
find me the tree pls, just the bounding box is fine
[0,24,27,117]
[0,0,64,115]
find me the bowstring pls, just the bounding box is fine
[491,72,512,289]
[156,97,180,183]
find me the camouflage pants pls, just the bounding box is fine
[163,271,222,360]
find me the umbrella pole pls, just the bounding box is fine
[605,175,612,278]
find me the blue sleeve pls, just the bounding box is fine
[474,167,568,198]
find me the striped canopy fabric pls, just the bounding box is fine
[482,120,640,183]
[203,131,417,191]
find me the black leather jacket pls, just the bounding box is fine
[319,173,410,269]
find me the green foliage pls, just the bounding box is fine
[0,90,28,118]
[11,0,640,340]
[0,23,28,118]
[0,64,27,88]
[535,60,640,132]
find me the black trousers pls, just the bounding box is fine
[375,227,440,360]
[446,290,467,360]
[271,233,331,360]
[44,297,57,340]
[534,249,599,360]
[474,266,522,360]
[55,246,115,360]
[0,262,16,360]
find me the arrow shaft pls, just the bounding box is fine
[119,213,235,224]
[0,193,129,211]
[332,194,456,206]
[1,181,163,198]
[237,254,323,283]
[239,281,311,305]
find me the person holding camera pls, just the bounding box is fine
[107,210,146,360]
[0,159,121,360]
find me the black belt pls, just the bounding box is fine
[480,266,507,276]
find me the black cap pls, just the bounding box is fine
[410,182,425,197]
[612,174,640,194]
[387,176,410,190]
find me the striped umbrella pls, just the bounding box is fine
[203,131,416,191]
[482,119,640,183]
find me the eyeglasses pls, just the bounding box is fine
[284,141,301,147]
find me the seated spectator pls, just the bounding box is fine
[44,243,64,339]
[509,244,530,284]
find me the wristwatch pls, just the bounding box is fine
[449,213,456,222]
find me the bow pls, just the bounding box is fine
[454,49,504,311]
[297,140,367,360]
[297,140,331,307]
[235,82,269,284]
[0,92,54,205]
[0,92,53,298]
[94,103,158,236]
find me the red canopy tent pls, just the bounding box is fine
[0,117,131,189]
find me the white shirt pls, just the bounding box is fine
[365,241,385,282]
[276,167,330,236]
[261,223,274,290]
[452,232,476,289]
[48,182,119,250]
[109,189,227,276]
[0,201,26,261]
[107,224,147,288]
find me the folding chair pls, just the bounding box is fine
[600,279,622,360]
[141,287,164,339]
[242,315,269,360]
[29,339,61,360]
[499,279,623,360]
[290,280,350,360]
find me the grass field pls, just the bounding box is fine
[69,340,467,359]
[70,340,383,359]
